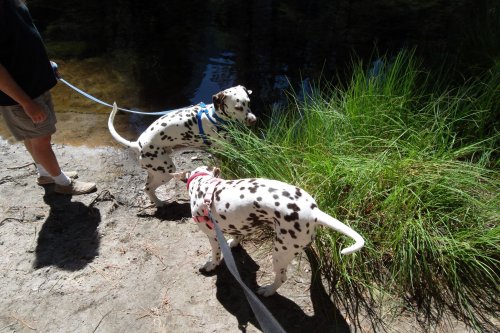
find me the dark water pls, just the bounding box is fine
[30,0,498,116]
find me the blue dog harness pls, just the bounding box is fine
[196,102,228,145]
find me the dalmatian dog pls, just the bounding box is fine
[108,85,256,207]
[172,165,365,296]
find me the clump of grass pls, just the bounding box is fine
[212,50,499,331]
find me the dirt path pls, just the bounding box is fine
[0,138,471,333]
[0,139,321,333]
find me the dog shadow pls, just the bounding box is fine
[33,187,101,271]
[137,201,191,221]
[208,246,351,333]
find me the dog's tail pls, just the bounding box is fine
[108,102,140,150]
[314,210,365,255]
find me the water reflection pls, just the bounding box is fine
[191,52,237,105]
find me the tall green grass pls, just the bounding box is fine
[212,50,499,331]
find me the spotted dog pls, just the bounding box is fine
[108,86,256,207]
[172,166,365,296]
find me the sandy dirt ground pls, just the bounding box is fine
[0,137,348,333]
[0,99,477,333]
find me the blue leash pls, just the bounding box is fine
[58,76,228,145]
[58,77,188,116]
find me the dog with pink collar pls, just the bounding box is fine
[173,165,365,296]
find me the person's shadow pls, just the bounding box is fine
[208,246,351,333]
[33,187,101,270]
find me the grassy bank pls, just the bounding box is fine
[212,50,499,331]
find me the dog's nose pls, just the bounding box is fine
[246,114,257,125]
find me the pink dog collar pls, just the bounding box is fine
[189,174,221,230]
[186,172,210,190]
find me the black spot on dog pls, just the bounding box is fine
[287,203,300,212]
[256,209,267,216]
[215,189,222,202]
[284,212,299,222]
[294,222,301,232]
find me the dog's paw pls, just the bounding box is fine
[202,261,218,272]
[256,285,277,297]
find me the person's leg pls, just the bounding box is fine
[24,134,95,194]
[24,134,64,179]
[24,136,50,176]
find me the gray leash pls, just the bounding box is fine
[209,211,287,333]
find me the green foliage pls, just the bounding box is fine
[212,50,499,331]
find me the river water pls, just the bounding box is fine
[1,0,493,146]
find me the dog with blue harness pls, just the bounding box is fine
[108,85,256,207]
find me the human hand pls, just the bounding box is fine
[50,61,61,79]
[22,100,47,124]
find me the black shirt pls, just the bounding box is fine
[0,0,57,106]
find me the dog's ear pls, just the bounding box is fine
[170,171,189,182]
[212,92,226,112]
[212,167,221,178]
[241,85,252,95]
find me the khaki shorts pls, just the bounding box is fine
[0,91,57,141]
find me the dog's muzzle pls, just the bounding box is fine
[246,114,257,125]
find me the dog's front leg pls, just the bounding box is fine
[202,233,222,272]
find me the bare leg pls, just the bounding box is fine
[24,134,62,177]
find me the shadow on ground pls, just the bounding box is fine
[33,186,101,270]
[207,246,351,333]
[136,201,191,221]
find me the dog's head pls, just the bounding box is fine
[212,85,256,125]
[171,165,221,185]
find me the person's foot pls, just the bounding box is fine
[37,171,78,185]
[54,179,96,195]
